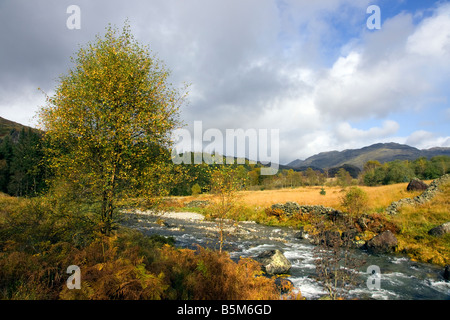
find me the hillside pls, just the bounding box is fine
[288,143,450,170]
[0,116,37,141]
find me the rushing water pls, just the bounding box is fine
[122,212,450,300]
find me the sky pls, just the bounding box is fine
[0,0,449,165]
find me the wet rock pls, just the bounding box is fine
[294,226,309,240]
[274,277,294,294]
[254,249,292,275]
[428,222,450,237]
[365,230,398,254]
[444,265,450,281]
[407,179,428,191]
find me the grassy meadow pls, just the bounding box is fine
[171,182,428,212]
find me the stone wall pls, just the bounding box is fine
[271,202,343,217]
[385,174,450,215]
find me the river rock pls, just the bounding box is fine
[428,222,450,237]
[294,226,309,239]
[407,179,428,191]
[254,249,291,275]
[444,265,450,281]
[365,230,398,254]
[274,277,294,294]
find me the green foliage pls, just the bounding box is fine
[0,194,288,300]
[0,129,47,197]
[362,156,450,186]
[191,183,201,196]
[341,187,369,217]
[336,168,352,187]
[8,128,46,197]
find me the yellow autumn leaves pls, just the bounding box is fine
[38,22,188,234]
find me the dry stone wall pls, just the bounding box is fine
[385,174,450,215]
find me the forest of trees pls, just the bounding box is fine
[0,128,46,197]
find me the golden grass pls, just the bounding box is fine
[390,181,450,266]
[177,183,425,212]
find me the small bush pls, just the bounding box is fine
[191,183,202,196]
[341,187,369,218]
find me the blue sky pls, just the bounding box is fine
[0,0,449,164]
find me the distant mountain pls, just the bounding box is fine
[287,142,450,170]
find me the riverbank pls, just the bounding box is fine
[122,207,450,300]
[154,178,450,267]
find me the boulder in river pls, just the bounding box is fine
[428,222,450,237]
[365,230,398,254]
[254,249,291,275]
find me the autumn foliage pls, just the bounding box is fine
[38,23,188,234]
[0,194,296,300]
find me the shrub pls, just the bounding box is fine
[191,183,202,196]
[341,187,369,218]
[153,245,283,300]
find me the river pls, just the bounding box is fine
[122,211,450,300]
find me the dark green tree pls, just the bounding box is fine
[8,128,46,197]
[0,135,13,193]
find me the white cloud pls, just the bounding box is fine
[405,130,450,149]
[1,0,449,165]
[406,3,450,59]
[335,120,400,142]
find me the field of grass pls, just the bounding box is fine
[176,182,428,212]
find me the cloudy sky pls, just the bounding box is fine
[1,0,449,164]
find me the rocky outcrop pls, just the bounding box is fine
[428,222,450,237]
[386,174,450,215]
[254,249,292,275]
[365,230,398,254]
